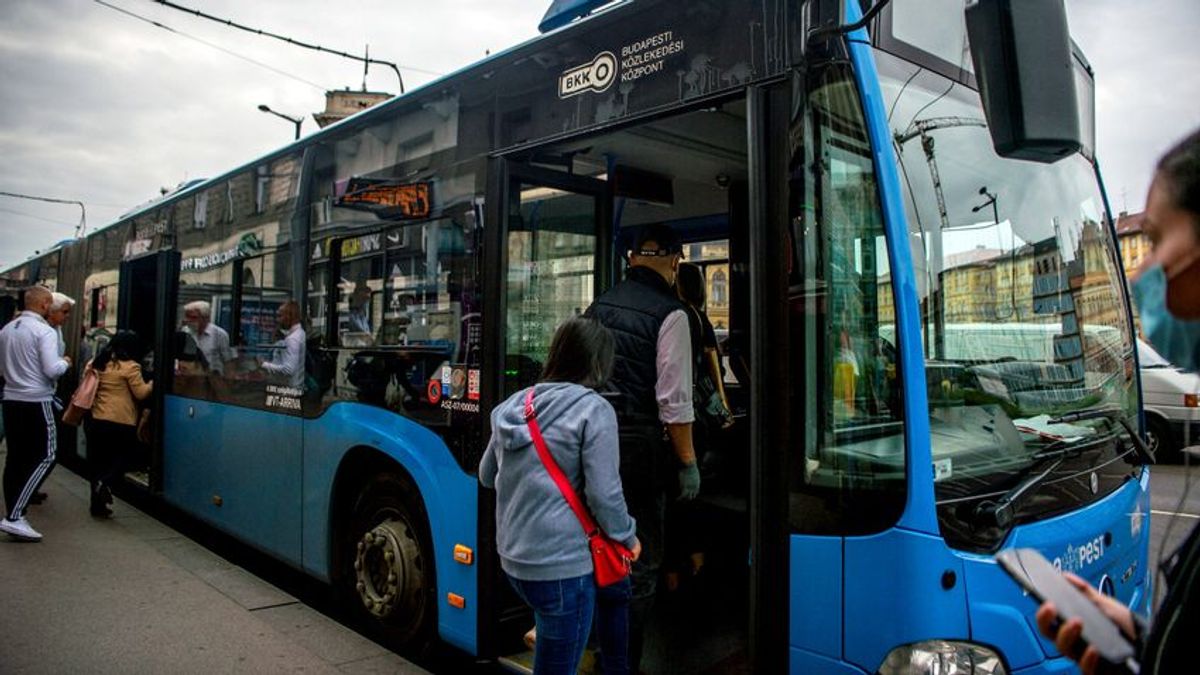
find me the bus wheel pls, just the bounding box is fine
[347,473,434,650]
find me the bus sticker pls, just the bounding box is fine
[933,458,953,482]
[265,385,302,412]
[467,369,480,401]
[450,367,467,400]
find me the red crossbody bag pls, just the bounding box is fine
[523,387,633,587]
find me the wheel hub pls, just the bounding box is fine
[353,518,421,619]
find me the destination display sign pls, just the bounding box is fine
[337,178,432,220]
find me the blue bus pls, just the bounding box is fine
[8,1,1151,672]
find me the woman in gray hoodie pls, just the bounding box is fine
[479,317,640,675]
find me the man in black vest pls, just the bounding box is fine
[586,223,698,671]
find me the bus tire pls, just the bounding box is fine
[345,471,435,652]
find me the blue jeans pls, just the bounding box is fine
[508,573,632,675]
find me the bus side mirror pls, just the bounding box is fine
[965,0,1082,163]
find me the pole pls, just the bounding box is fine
[0,190,87,238]
[257,105,303,140]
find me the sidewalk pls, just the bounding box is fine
[0,442,429,674]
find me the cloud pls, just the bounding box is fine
[1067,0,1200,213]
[1,0,1195,269]
[0,0,546,268]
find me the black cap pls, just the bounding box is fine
[633,223,682,257]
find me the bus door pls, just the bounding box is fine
[495,162,613,398]
[486,90,790,671]
[481,160,611,656]
[117,249,181,491]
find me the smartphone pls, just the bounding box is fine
[996,548,1139,673]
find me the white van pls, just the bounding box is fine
[1138,339,1200,461]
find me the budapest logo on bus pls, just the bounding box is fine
[559,51,617,98]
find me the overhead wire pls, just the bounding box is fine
[0,190,87,236]
[0,206,79,228]
[92,0,326,91]
[149,0,446,91]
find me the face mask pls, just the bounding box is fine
[1131,263,1200,372]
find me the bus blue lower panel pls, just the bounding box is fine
[842,528,970,673]
[1013,656,1080,674]
[789,535,842,658]
[301,402,479,655]
[162,397,479,655]
[789,647,867,674]
[162,396,304,567]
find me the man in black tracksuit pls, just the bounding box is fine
[0,286,70,541]
[586,223,699,671]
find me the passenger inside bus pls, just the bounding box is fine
[343,282,374,343]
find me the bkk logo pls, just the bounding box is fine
[559,52,617,98]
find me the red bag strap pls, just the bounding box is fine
[524,387,600,537]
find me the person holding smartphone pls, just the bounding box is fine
[1037,128,1200,673]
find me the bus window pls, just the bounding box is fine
[380,219,479,356]
[881,46,1138,551]
[88,284,116,329]
[311,214,482,426]
[307,262,331,341]
[238,249,294,349]
[174,263,236,400]
[789,63,906,536]
[683,240,730,329]
[230,248,299,406]
[505,185,598,394]
[336,236,384,347]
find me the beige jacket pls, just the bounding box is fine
[91,360,153,426]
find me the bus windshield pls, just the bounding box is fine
[875,47,1139,550]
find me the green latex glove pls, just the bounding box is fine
[678,461,700,500]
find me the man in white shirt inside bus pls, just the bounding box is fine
[261,300,306,390]
[182,300,235,375]
[0,286,70,541]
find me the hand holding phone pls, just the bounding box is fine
[997,548,1139,674]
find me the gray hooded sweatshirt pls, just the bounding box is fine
[479,382,636,582]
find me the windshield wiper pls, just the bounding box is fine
[972,434,1110,529]
[1048,406,1155,465]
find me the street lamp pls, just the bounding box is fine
[257,104,303,140]
[971,186,999,225]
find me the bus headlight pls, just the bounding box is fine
[878,640,1007,675]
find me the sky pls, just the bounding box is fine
[0,0,1197,270]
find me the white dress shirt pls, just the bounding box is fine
[655,309,694,425]
[262,323,306,389]
[186,323,235,374]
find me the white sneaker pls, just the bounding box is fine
[0,516,43,541]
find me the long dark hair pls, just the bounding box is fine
[94,330,144,371]
[539,317,614,389]
[676,261,706,309]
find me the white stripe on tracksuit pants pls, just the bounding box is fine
[2,400,57,521]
